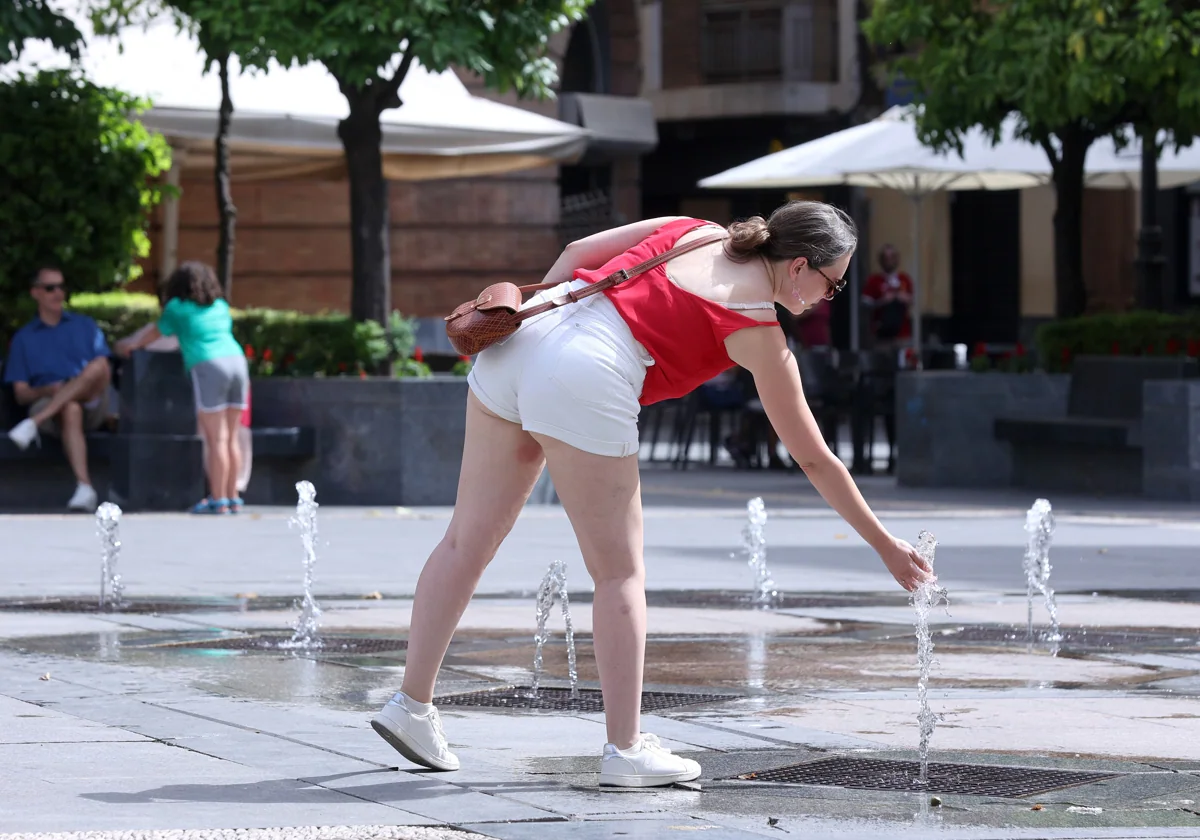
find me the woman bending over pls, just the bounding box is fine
[371,202,934,788]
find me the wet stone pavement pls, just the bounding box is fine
[1,478,1200,840]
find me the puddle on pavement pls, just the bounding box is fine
[5,617,1196,712]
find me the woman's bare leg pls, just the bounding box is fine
[400,392,546,702]
[533,434,644,749]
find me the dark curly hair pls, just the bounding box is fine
[164,261,222,307]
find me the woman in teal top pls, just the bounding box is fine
[117,262,249,514]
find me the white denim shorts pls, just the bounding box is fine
[467,279,652,458]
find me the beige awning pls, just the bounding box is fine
[8,3,590,182]
[558,93,658,157]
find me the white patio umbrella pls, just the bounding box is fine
[1081,133,1200,190]
[699,106,1054,356]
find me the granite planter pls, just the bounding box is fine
[1142,380,1200,502]
[248,375,468,506]
[896,371,1070,488]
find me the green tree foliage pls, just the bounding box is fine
[863,0,1200,316]
[1,0,82,63]
[165,0,593,325]
[0,69,172,340]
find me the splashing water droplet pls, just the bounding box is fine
[95,502,124,610]
[910,530,950,786]
[1023,498,1061,654]
[285,481,323,650]
[530,559,578,699]
[741,497,777,609]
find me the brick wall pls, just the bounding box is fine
[661,0,702,89]
[139,168,562,317]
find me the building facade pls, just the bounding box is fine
[137,2,1197,350]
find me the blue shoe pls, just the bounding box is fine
[229,497,244,514]
[190,497,230,515]
[190,497,215,514]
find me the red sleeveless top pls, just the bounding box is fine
[574,218,778,406]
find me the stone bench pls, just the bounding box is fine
[993,355,1198,495]
[0,352,314,511]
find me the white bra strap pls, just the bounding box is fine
[723,301,776,311]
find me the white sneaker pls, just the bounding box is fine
[7,418,39,450]
[599,733,702,788]
[371,691,459,771]
[66,483,99,512]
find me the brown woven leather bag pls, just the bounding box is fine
[444,230,728,356]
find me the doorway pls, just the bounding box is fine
[950,190,1021,344]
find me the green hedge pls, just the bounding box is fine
[1035,310,1200,372]
[64,291,436,378]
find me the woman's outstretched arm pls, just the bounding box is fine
[538,216,688,287]
[725,326,934,591]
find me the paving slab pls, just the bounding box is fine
[0,741,428,832]
[0,695,152,744]
[0,830,485,840]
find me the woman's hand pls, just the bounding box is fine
[878,536,935,592]
[114,341,132,359]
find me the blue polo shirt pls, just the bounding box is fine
[3,312,110,388]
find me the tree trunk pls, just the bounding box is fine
[214,53,236,300]
[1051,129,1089,317]
[338,106,390,325]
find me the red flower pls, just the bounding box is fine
[1188,339,1200,357]
[973,341,987,356]
[1015,342,1026,356]
[413,346,425,363]
[459,355,471,363]
[285,353,296,365]
[338,362,347,372]
[1060,347,1071,363]
[359,369,367,380]
[244,344,256,360]
[262,348,273,363]
[1167,339,1182,355]
[1111,341,1121,355]
[1002,351,1013,360]
[1145,344,1156,356]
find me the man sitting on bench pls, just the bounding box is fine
[4,266,112,511]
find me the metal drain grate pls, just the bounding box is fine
[0,598,241,614]
[733,756,1119,798]
[163,635,409,653]
[434,686,735,713]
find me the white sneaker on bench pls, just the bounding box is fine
[7,418,39,451]
[599,733,702,788]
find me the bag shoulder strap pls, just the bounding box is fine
[513,229,728,324]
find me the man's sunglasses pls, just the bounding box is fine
[36,283,65,293]
[813,265,847,301]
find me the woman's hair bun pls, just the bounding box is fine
[725,216,770,262]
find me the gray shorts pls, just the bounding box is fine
[190,355,250,413]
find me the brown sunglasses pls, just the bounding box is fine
[813,265,847,301]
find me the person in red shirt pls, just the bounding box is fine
[372,204,935,790]
[862,244,913,346]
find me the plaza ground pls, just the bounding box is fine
[0,468,1197,839]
